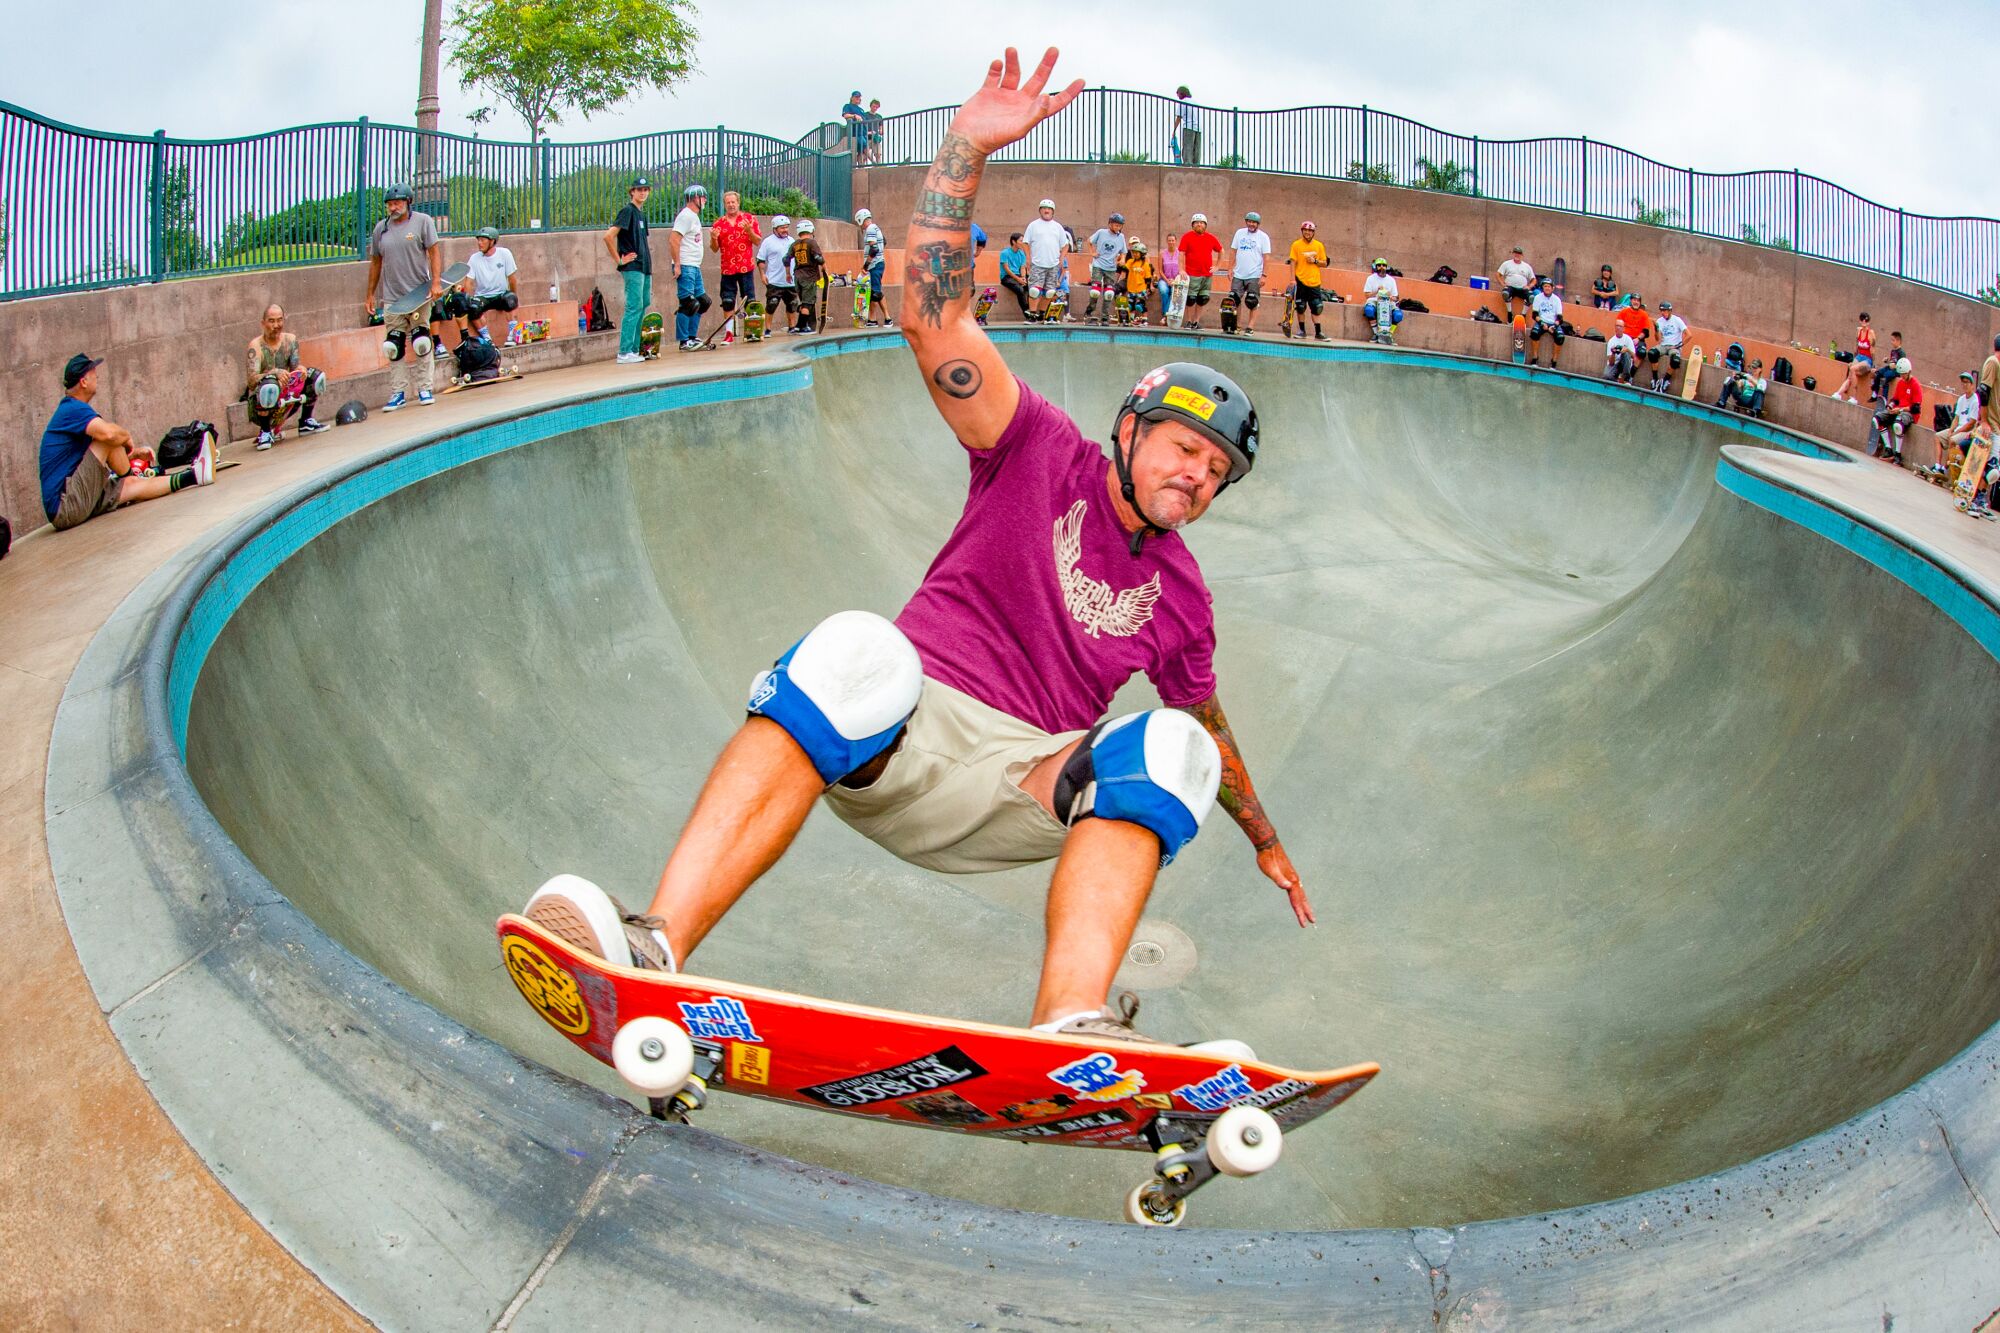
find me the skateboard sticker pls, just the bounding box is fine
[1048,1051,1145,1103]
[502,936,590,1035]
[729,1043,772,1086]
[798,1045,987,1108]
[677,996,763,1043]
[993,1107,1131,1140]
[998,1093,1076,1123]
[1173,1063,1257,1112]
[900,1090,992,1127]
[1134,1092,1172,1111]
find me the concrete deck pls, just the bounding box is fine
[8,328,2000,1329]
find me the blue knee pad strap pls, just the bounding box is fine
[745,611,923,785]
[1054,710,1221,866]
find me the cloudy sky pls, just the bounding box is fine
[7,0,1990,220]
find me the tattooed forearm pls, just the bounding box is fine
[913,190,974,228]
[905,129,990,329]
[932,360,982,398]
[908,240,973,326]
[1184,694,1278,851]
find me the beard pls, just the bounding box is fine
[1143,479,1202,530]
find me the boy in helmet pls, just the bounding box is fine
[671,183,708,350]
[1527,276,1565,369]
[855,207,891,325]
[788,219,826,333]
[1286,222,1331,341]
[524,47,1309,1048]
[449,226,520,346]
[757,215,799,333]
[1117,238,1156,323]
[362,183,444,409]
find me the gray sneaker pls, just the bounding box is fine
[1052,992,1159,1045]
[524,874,676,971]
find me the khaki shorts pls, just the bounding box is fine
[821,678,1085,874]
[51,451,122,531]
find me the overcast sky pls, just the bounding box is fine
[8,0,1991,220]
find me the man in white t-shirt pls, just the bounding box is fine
[672,183,709,350]
[1496,245,1536,322]
[450,227,520,345]
[1648,300,1690,392]
[1022,199,1071,321]
[1360,258,1402,338]
[854,207,891,326]
[1930,370,1982,477]
[1228,212,1273,334]
[1527,277,1566,369]
[1604,329,1639,384]
[756,216,799,332]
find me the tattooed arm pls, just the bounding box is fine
[902,47,1083,448]
[1184,692,1315,927]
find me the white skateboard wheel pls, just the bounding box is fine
[611,1016,694,1097]
[1184,1038,1257,1064]
[1124,1179,1187,1228]
[1207,1105,1282,1177]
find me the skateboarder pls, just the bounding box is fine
[606,177,656,364]
[1496,246,1535,322]
[1117,240,1156,323]
[855,207,891,326]
[1084,213,1127,322]
[1648,301,1689,391]
[1175,216,1223,330]
[713,191,762,329]
[1022,199,1069,322]
[524,47,1310,1046]
[243,304,328,448]
[1361,259,1402,343]
[1286,222,1331,341]
[1228,213,1272,334]
[40,354,214,531]
[1829,313,1876,404]
[672,184,711,351]
[787,220,826,332]
[1527,277,1564,369]
[362,183,443,409]
[757,215,799,332]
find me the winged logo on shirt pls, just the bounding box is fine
[1053,500,1161,638]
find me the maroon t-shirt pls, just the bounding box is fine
[896,381,1217,734]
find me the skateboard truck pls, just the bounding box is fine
[1124,1106,1284,1227]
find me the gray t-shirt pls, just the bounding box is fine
[372,211,440,301]
[1088,227,1128,271]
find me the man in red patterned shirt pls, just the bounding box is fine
[711,191,763,326]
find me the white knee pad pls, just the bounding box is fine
[254,376,282,410]
[410,333,434,358]
[1053,709,1221,866]
[746,610,923,784]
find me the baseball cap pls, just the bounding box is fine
[1511,245,1524,254]
[62,353,102,388]
[630,176,652,190]
[1244,211,1260,222]
[1962,370,1975,382]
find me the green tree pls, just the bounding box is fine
[448,0,699,143]
[1345,160,1396,185]
[158,164,211,274]
[1739,223,1794,251]
[1410,156,1477,196]
[1631,196,1682,228]
[1105,149,1155,164]
[1213,153,1248,169]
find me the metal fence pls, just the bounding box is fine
[0,101,850,301]
[877,90,2000,301]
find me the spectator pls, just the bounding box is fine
[363,182,444,409]
[1615,294,1655,357]
[787,219,826,333]
[1933,370,1982,475]
[758,215,799,333]
[1173,87,1202,166]
[1159,230,1181,317]
[1176,214,1224,330]
[1604,326,1639,384]
[40,354,213,531]
[1084,212,1128,323]
[1648,300,1689,392]
[712,191,762,334]
[841,92,867,161]
[1286,220,1331,341]
[605,177,657,364]
[1830,312,1874,404]
[1228,212,1272,334]
[1118,239,1157,323]
[854,206,891,326]
[972,221,988,258]
[1496,245,1535,322]
[243,304,328,449]
[671,183,709,351]
[1591,263,1619,310]
[1361,258,1402,337]
[1527,276,1565,369]
[1868,358,1921,463]
[864,99,887,164]
[1022,198,1069,322]
[1871,331,1908,405]
[999,231,1031,317]
[1717,358,1767,418]
[448,226,520,347]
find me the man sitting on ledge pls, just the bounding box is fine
[40,354,213,531]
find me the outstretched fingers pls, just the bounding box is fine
[1044,78,1086,118]
[1021,46,1059,97]
[984,57,1004,88]
[1001,46,1021,89]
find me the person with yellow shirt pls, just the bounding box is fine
[1286,221,1332,342]
[1118,240,1158,323]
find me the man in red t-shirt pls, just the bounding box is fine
[1614,297,1654,354]
[711,191,763,321]
[1869,358,1923,463]
[1175,215,1224,329]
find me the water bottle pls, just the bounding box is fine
[506,317,519,346]
[548,281,559,303]
[578,302,587,335]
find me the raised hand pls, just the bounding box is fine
[1257,842,1315,927]
[949,47,1085,158]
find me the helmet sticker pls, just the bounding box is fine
[1161,385,1217,421]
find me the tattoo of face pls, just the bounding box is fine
[907,240,972,326]
[933,360,982,399]
[933,131,979,184]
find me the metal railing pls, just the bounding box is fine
[0,101,849,301]
[876,90,2000,301]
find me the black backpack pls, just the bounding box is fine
[157,420,216,469]
[1428,265,1457,284]
[586,287,613,332]
[1771,356,1794,385]
[453,336,501,381]
[1398,298,1428,314]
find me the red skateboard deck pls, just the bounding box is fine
[499,912,1376,1222]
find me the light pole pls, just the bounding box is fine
[414,0,447,220]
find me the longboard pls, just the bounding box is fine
[1167,275,1189,329]
[1512,315,1527,365]
[852,274,871,327]
[974,286,997,326]
[638,311,664,358]
[499,912,1377,1227]
[1956,433,1993,512]
[1680,345,1705,400]
[1551,256,1567,303]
